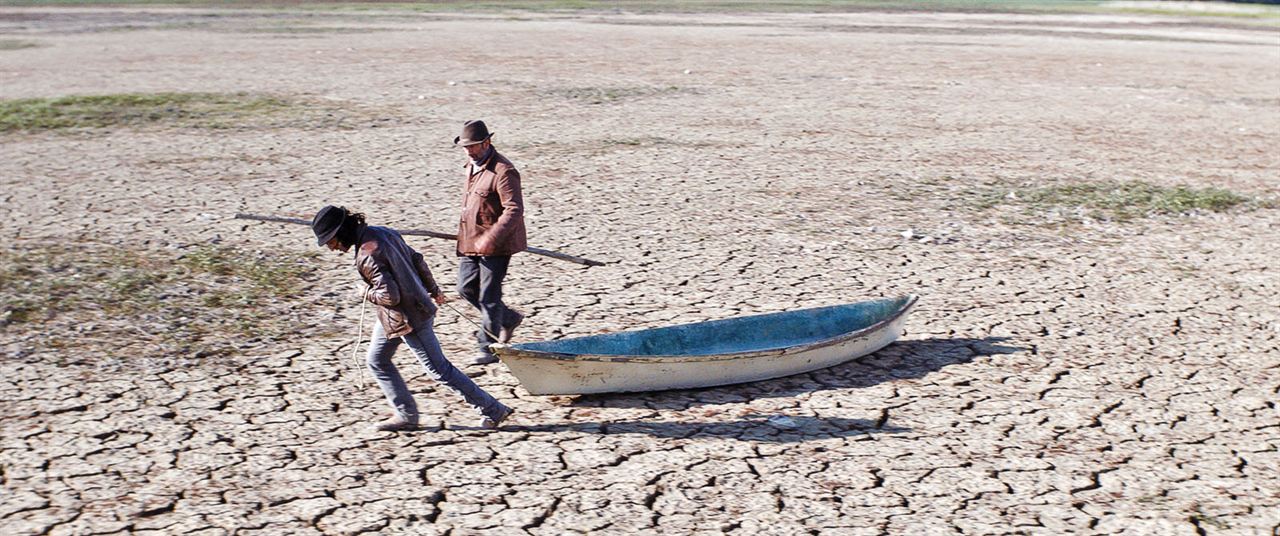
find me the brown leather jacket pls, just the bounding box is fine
[457,149,527,257]
[355,225,443,338]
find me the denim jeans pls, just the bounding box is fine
[457,255,515,349]
[365,316,506,422]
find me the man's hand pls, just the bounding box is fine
[353,283,370,303]
[433,293,448,305]
[474,234,493,253]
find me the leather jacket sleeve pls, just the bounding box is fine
[485,167,524,245]
[358,252,401,307]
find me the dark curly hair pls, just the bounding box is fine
[334,208,367,249]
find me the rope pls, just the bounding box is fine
[348,241,368,389]
[351,294,498,390]
[442,300,501,342]
[349,300,368,388]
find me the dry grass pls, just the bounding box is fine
[0,40,41,51]
[0,1,1091,13]
[969,180,1257,221]
[0,242,330,365]
[542,85,696,105]
[230,25,396,34]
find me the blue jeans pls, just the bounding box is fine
[365,316,506,422]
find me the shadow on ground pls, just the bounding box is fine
[568,337,1025,409]
[501,416,911,443]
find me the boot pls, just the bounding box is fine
[468,349,499,365]
[479,405,514,429]
[375,415,419,432]
[498,309,524,344]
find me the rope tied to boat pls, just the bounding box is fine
[349,296,498,389]
[441,300,500,342]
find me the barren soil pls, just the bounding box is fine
[1,6,1278,535]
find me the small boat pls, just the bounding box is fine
[489,295,918,395]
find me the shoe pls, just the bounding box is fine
[479,405,514,429]
[375,416,419,432]
[498,310,524,344]
[468,351,499,365]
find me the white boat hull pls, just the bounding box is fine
[491,297,916,395]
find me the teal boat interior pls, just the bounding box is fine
[510,296,914,357]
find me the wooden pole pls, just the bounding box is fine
[233,213,606,267]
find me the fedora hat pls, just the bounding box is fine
[311,205,345,246]
[454,120,494,146]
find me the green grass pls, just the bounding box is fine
[971,180,1257,221]
[0,243,322,363]
[0,92,296,133]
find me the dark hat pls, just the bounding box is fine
[454,120,493,146]
[311,205,345,246]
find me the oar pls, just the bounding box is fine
[233,213,606,267]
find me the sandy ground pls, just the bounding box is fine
[1,6,1278,535]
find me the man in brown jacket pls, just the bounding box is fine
[454,120,527,365]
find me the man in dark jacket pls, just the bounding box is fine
[312,205,514,431]
[454,120,527,365]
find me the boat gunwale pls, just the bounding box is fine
[490,295,918,363]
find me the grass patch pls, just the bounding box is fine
[603,136,684,146]
[1097,1,1280,21]
[296,1,1096,15]
[0,1,1094,12]
[971,180,1256,221]
[178,245,309,297]
[1106,7,1280,20]
[598,136,722,151]
[0,92,390,133]
[0,92,302,133]
[0,40,41,51]
[543,85,694,105]
[0,242,325,365]
[231,25,395,34]
[10,0,1276,20]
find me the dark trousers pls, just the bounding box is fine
[457,255,513,349]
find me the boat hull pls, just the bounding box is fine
[490,296,917,395]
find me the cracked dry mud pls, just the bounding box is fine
[2,6,1278,536]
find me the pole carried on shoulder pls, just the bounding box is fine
[233,213,606,267]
